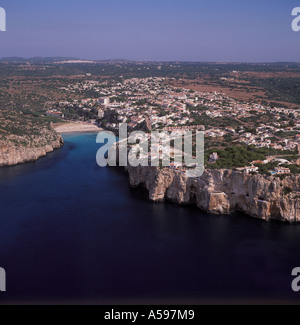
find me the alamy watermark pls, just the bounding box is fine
[292,7,300,32]
[292,267,300,292]
[0,7,6,32]
[0,267,6,291]
[96,123,204,178]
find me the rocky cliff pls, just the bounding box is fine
[0,129,64,167]
[127,166,300,222]
[0,109,65,167]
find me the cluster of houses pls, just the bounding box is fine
[55,76,300,173]
[60,77,299,139]
[241,159,292,175]
[243,165,291,175]
[209,153,294,175]
[239,125,299,151]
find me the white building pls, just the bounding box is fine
[274,167,291,175]
[98,97,110,107]
[209,152,219,162]
[244,166,259,174]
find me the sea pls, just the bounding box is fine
[0,132,299,304]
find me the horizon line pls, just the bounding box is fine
[1,57,300,64]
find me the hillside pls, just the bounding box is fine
[0,110,63,166]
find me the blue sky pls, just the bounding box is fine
[0,0,300,61]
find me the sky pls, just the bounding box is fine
[0,0,300,62]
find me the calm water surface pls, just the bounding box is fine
[0,133,299,303]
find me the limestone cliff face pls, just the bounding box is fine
[127,166,300,222]
[0,136,64,167]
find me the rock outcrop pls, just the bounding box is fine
[0,134,64,166]
[127,166,300,222]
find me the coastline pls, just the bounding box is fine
[0,137,64,167]
[54,122,103,134]
[126,165,300,223]
[0,122,102,168]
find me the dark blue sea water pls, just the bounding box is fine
[0,133,299,304]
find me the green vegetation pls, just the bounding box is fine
[274,130,299,138]
[205,146,266,169]
[205,145,298,173]
[248,77,300,105]
[133,99,148,106]
[0,109,60,148]
[254,162,277,176]
[282,164,300,174]
[190,114,241,128]
[110,96,126,102]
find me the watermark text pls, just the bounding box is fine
[0,7,6,32]
[96,123,204,178]
[292,267,300,292]
[292,7,300,32]
[0,267,6,292]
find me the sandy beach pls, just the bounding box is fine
[54,122,102,134]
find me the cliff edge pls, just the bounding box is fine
[127,166,300,222]
[0,123,63,166]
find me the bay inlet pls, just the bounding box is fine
[0,133,299,303]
